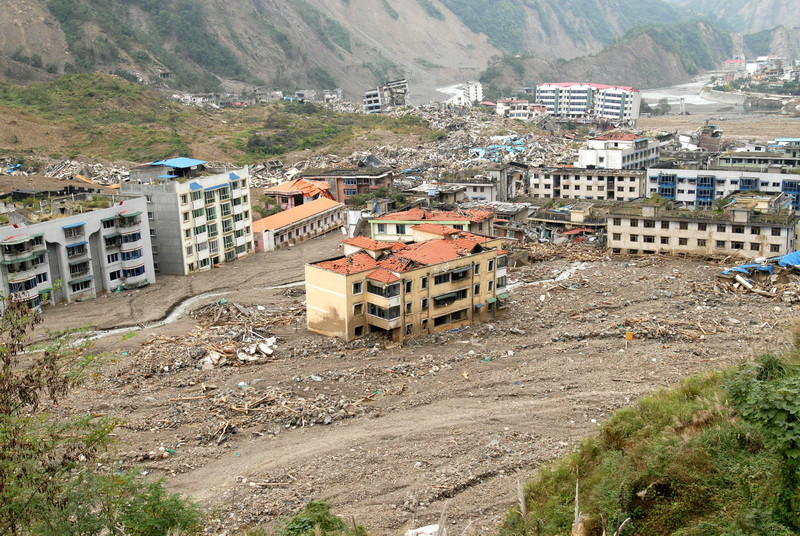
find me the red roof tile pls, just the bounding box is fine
[253,198,343,232]
[342,236,394,250]
[366,268,400,284]
[314,252,378,275]
[411,223,461,236]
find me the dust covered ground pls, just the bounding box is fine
[42,238,796,535]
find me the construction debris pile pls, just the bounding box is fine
[44,160,129,184]
[717,252,800,303]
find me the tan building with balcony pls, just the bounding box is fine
[607,193,800,258]
[305,227,510,342]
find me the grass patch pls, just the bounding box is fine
[501,346,800,535]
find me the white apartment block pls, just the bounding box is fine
[536,83,641,125]
[646,167,800,209]
[0,196,155,309]
[121,160,254,274]
[577,132,662,170]
[445,81,483,106]
[529,168,644,200]
[607,194,799,258]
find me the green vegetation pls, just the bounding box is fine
[381,0,400,20]
[438,0,686,53]
[0,73,189,161]
[243,100,432,159]
[744,29,773,57]
[293,0,352,53]
[240,501,367,535]
[620,19,733,76]
[45,0,249,91]
[253,195,281,219]
[348,187,408,208]
[501,338,800,535]
[0,300,201,535]
[416,0,445,20]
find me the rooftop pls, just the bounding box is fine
[342,236,395,251]
[264,178,331,196]
[593,132,647,142]
[313,234,497,276]
[148,157,207,169]
[411,223,461,236]
[373,207,493,223]
[538,82,639,93]
[252,198,342,232]
[300,167,393,178]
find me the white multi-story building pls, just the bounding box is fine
[121,158,254,274]
[0,196,155,309]
[646,167,800,209]
[576,132,662,170]
[445,81,483,106]
[529,168,645,200]
[536,83,641,125]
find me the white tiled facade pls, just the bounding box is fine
[0,197,155,308]
[122,168,254,274]
[529,169,645,200]
[536,83,641,124]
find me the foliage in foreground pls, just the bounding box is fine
[241,500,367,536]
[0,300,201,535]
[501,345,800,535]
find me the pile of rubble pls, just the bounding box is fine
[717,254,800,303]
[45,160,129,185]
[525,242,609,263]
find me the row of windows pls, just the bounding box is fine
[8,272,48,293]
[355,280,504,318]
[351,259,506,297]
[533,175,639,182]
[612,233,783,253]
[612,218,783,235]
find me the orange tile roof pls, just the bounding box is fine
[366,268,400,284]
[411,223,461,236]
[314,252,379,275]
[342,236,394,250]
[253,198,343,232]
[374,207,492,223]
[264,178,331,197]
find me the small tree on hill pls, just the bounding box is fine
[0,300,201,535]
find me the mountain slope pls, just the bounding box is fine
[481,19,732,94]
[668,0,800,33]
[0,0,702,99]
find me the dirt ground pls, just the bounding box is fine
[43,237,797,536]
[638,112,800,141]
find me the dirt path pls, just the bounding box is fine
[51,246,797,535]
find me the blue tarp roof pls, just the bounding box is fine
[66,241,88,248]
[205,183,229,192]
[722,264,774,276]
[229,172,240,181]
[189,182,203,191]
[778,250,800,267]
[62,222,85,229]
[158,174,178,179]
[150,157,207,169]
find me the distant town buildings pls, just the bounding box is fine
[364,79,409,114]
[535,83,641,125]
[0,195,155,309]
[121,158,254,274]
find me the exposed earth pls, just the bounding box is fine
[39,233,796,535]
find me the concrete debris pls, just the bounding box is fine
[717,253,800,303]
[44,160,129,184]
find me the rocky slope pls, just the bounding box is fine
[481,19,733,95]
[0,0,698,100]
[669,0,800,33]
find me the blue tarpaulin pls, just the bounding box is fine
[189,182,203,191]
[778,251,800,267]
[150,157,207,169]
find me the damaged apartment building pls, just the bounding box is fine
[121,158,254,274]
[0,192,156,309]
[607,193,799,258]
[364,79,409,114]
[529,168,645,201]
[305,226,510,342]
